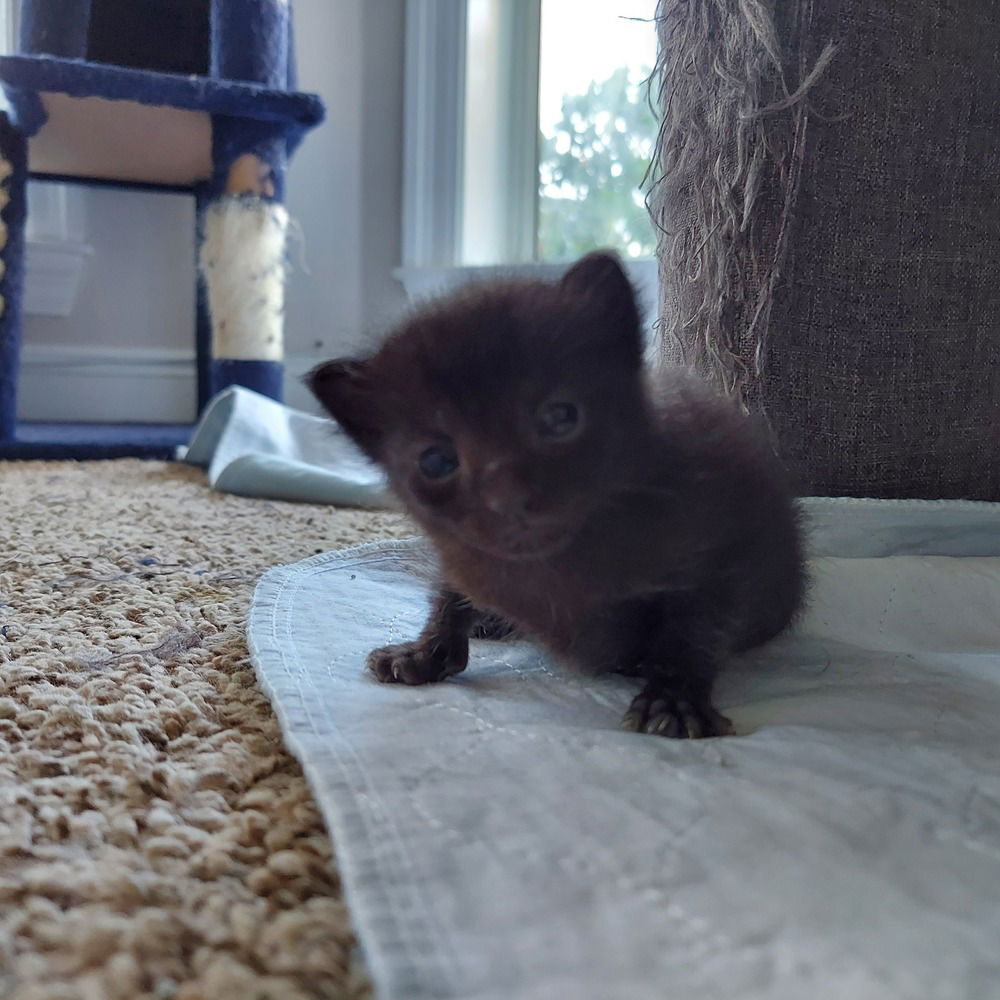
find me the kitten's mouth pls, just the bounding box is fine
[463,522,577,561]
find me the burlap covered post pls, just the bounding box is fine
[649,0,1000,500]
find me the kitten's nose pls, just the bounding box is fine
[483,489,530,518]
[480,461,539,519]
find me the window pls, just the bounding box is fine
[400,0,659,302]
[537,0,658,262]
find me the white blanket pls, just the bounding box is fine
[248,498,1000,1000]
[181,386,393,508]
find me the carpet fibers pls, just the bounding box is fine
[0,460,411,1000]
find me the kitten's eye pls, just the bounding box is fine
[535,401,582,441]
[418,443,459,480]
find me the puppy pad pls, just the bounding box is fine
[248,499,1000,1000]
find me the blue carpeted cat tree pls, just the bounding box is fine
[0,0,324,458]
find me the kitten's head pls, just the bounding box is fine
[309,251,649,560]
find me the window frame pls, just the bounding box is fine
[398,0,657,313]
[399,0,469,272]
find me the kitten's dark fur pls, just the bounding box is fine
[309,252,805,738]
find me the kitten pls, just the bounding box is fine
[309,252,805,738]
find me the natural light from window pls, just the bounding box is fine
[412,0,661,275]
[537,0,658,261]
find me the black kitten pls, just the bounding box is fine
[309,251,805,738]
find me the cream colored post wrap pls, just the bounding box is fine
[199,195,288,362]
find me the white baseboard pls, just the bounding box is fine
[282,351,328,415]
[17,344,198,423]
[16,345,325,424]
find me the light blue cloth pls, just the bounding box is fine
[180,386,394,508]
[249,499,1000,1000]
[801,495,1000,557]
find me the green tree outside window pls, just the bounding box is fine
[538,65,656,261]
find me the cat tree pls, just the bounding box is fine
[0,0,324,458]
[650,0,1000,500]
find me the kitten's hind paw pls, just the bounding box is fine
[366,638,468,685]
[621,684,733,739]
[469,611,519,640]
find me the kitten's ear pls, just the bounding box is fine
[560,251,642,365]
[307,359,386,459]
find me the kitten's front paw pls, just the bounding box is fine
[621,685,733,739]
[366,638,467,685]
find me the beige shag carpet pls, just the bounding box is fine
[0,459,412,1000]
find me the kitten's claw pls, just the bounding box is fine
[366,639,467,685]
[469,612,519,640]
[621,687,733,739]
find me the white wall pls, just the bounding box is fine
[18,186,199,422]
[17,0,408,423]
[283,0,408,412]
